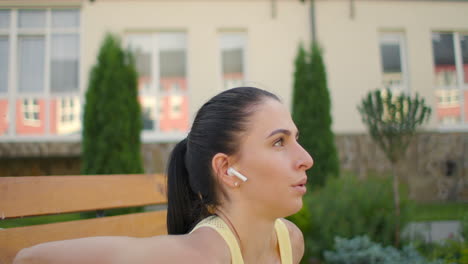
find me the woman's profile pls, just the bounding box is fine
[14,87,314,264]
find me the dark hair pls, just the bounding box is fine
[166,87,280,234]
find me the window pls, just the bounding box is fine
[432,32,468,126]
[169,96,182,119]
[0,36,8,93]
[220,32,246,89]
[126,32,189,135]
[379,33,408,92]
[53,96,80,134]
[0,8,81,138]
[22,98,40,124]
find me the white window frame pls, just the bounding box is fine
[379,32,410,93]
[22,98,40,126]
[0,8,82,142]
[433,31,468,131]
[124,31,189,142]
[218,31,248,90]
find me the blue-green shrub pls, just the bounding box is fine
[324,236,442,264]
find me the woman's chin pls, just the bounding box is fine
[283,198,304,217]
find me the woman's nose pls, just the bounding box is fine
[296,144,314,171]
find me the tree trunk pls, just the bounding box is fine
[391,163,400,247]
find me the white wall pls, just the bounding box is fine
[81,0,310,125]
[316,0,468,133]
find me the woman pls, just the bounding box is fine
[14,87,313,264]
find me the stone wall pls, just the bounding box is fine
[1,133,467,202]
[335,132,468,202]
[0,142,176,177]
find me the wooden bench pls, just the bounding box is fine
[0,174,167,264]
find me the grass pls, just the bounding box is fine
[348,170,468,222]
[0,208,144,229]
[1,201,466,229]
[0,213,84,229]
[410,202,468,222]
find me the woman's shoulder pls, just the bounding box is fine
[279,218,305,264]
[130,231,229,264]
[185,225,231,263]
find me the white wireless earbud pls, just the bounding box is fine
[227,167,248,182]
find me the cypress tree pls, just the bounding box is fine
[81,33,143,216]
[292,42,340,188]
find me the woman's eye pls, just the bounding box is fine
[273,138,284,147]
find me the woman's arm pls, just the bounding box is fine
[13,236,134,264]
[13,235,206,264]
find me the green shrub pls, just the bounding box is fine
[324,236,442,264]
[81,33,144,217]
[289,174,411,261]
[416,239,467,264]
[292,43,340,189]
[462,213,468,241]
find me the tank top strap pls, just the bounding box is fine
[274,219,293,264]
[190,215,244,264]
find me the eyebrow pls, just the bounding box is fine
[266,129,299,139]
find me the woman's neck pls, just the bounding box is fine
[216,205,280,264]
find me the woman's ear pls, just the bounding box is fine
[212,153,238,188]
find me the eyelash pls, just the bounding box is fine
[273,138,284,147]
[273,136,300,147]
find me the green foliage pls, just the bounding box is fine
[289,174,411,261]
[292,42,340,188]
[411,213,468,264]
[410,202,468,222]
[81,33,143,217]
[0,213,85,228]
[357,89,431,164]
[415,239,467,264]
[324,236,442,264]
[462,213,468,240]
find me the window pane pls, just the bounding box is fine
[380,34,404,89]
[51,34,79,92]
[435,89,461,125]
[432,33,457,86]
[159,33,186,91]
[159,33,188,132]
[50,96,81,135]
[0,10,10,29]
[139,96,157,131]
[220,33,245,89]
[461,35,468,85]
[52,9,79,28]
[16,98,46,135]
[18,10,45,28]
[18,36,45,92]
[0,98,8,135]
[127,34,154,92]
[0,37,8,92]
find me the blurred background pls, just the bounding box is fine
[0,0,467,263]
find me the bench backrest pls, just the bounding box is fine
[0,174,167,264]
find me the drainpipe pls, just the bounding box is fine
[310,0,317,43]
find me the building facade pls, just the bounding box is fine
[0,0,467,201]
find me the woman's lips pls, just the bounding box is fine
[293,184,307,195]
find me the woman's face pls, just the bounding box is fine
[232,98,313,218]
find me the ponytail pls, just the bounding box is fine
[166,138,205,234]
[166,87,280,234]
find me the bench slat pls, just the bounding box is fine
[0,210,167,264]
[0,174,167,219]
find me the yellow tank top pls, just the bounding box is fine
[190,215,293,264]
